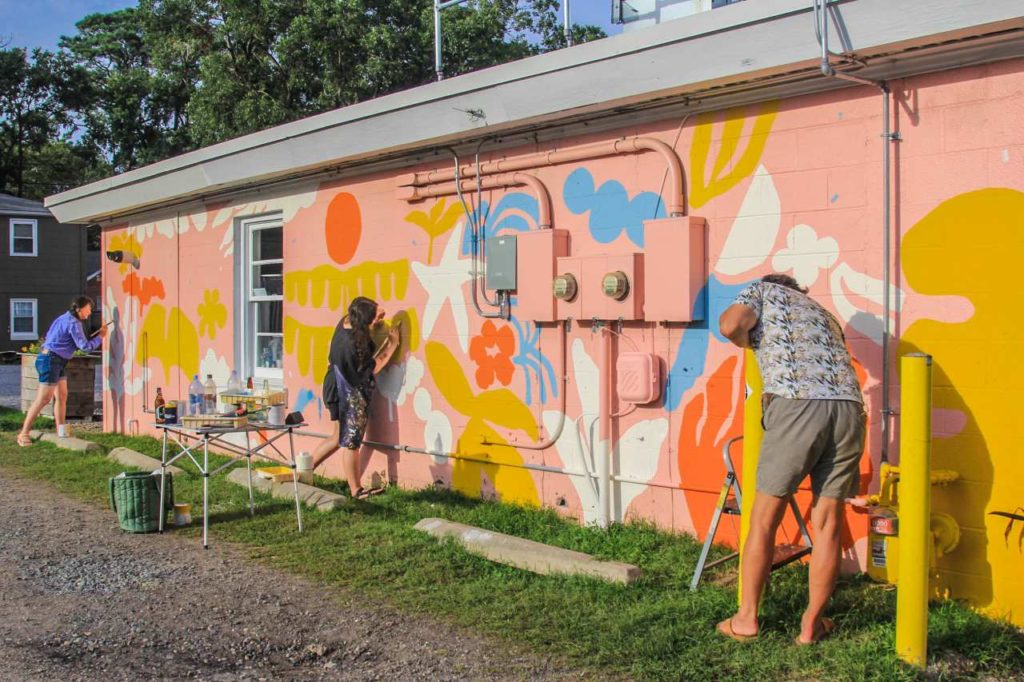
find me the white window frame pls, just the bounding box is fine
[236,214,284,386]
[9,218,38,257]
[10,298,38,341]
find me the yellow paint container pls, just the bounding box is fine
[173,503,192,527]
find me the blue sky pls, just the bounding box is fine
[1,1,621,52]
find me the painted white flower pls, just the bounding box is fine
[413,387,453,465]
[199,348,232,385]
[714,164,780,276]
[771,224,839,287]
[377,355,425,421]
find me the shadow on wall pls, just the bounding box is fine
[107,307,126,434]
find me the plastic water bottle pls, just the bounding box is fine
[226,370,242,393]
[188,375,204,416]
[203,374,217,414]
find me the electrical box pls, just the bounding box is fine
[582,253,644,321]
[643,216,706,322]
[616,352,661,404]
[485,235,517,290]
[555,256,584,321]
[516,230,569,321]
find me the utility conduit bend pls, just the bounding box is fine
[398,172,552,229]
[400,136,686,217]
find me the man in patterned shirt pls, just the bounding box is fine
[716,273,865,645]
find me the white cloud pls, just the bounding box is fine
[771,224,839,287]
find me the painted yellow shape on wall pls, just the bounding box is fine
[286,309,421,379]
[284,260,410,310]
[425,341,540,506]
[136,303,199,383]
[405,198,464,265]
[197,289,228,339]
[689,102,778,208]
[900,188,1024,625]
[107,232,142,276]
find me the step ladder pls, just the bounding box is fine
[690,436,814,590]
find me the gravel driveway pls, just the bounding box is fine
[0,470,588,681]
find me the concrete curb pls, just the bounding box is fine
[28,430,101,453]
[108,446,184,476]
[225,468,346,512]
[413,518,642,585]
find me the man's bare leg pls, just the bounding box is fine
[728,492,789,637]
[798,496,843,643]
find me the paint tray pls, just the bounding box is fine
[254,466,294,483]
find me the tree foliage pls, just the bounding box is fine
[0,0,604,199]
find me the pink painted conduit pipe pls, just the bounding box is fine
[397,171,553,229]
[398,137,686,217]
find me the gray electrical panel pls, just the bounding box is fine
[485,235,517,290]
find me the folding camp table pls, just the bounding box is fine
[155,420,306,548]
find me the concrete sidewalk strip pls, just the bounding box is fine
[108,446,185,476]
[28,430,101,453]
[225,467,346,511]
[414,518,642,585]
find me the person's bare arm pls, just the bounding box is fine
[719,304,759,348]
[373,325,401,374]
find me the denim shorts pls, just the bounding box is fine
[36,351,69,385]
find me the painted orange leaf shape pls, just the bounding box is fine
[469,320,516,389]
[122,272,166,308]
[405,198,464,264]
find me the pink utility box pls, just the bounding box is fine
[516,229,569,322]
[616,352,662,404]
[642,216,707,322]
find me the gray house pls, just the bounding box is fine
[0,193,91,354]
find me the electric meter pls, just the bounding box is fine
[552,273,578,301]
[602,270,630,300]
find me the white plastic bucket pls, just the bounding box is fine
[295,451,313,484]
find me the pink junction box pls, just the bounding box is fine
[515,229,569,322]
[616,352,662,404]
[642,216,707,322]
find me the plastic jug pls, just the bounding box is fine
[226,370,242,393]
[203,374,217,414]
[188,375,204,415]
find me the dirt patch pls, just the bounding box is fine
[0,469,593,681]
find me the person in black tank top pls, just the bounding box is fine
[311,296,400,499]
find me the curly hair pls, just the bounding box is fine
[761,273,808,294]
[345,296,378,369]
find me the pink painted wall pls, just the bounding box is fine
[101,58,1024,625]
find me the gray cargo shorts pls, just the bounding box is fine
[757,396,866,499]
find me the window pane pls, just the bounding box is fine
[251,262,282,296]
[252,227,282,261]
[255,335,283,370]
[12,237,33,254]
[13,223,33,238]
[255,301,282,334]
[13,301,33,316]
[13,317,33,333]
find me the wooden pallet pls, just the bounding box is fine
[179,414,248,429]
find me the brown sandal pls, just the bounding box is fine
[795,617,835,645]
[717,617,758,642]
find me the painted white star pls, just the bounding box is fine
[411,220,473,352]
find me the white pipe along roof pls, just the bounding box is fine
[46,0,1024,225]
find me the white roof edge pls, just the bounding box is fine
[46,0,1024,224]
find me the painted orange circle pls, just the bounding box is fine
[325,192,361,264]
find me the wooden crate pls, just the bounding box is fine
[180,414,248,430]
[20,354,98,419]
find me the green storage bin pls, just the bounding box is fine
[109,471,174,533]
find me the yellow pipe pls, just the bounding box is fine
[895,353,932,669]
[738,349,763,606]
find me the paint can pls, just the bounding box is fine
[173,503,192,527]
[268,404,286,425]
[295,451,313,485]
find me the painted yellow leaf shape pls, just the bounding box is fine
[405,198,464,264]
[425,341,540,506]
[370,308,421,364]
[137,303,199,383]
[689,101,778,208]
[107,232,142,276]
[284,260,410,310]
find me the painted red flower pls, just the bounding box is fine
[469,320,516,388]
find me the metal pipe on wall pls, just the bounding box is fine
[449,148,505,319]
[563,0,573,47]
[814,0,894,461]
[399,172,553,229]
[596,323,612,528]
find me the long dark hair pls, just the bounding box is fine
[69,296,95,318]
[346,296,378,368]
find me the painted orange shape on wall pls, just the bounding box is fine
[122,272,166,308]
[469,320,516,389]
[325,191,362,264]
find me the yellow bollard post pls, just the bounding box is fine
[895,353,932,669]
[738,349,763,606]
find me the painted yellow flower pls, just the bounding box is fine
[197,289,228,339]
[405,197,464,265]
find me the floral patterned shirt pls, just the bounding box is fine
[733,281,862,402]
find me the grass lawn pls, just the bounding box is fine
[0,408,1020,681]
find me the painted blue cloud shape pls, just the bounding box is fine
[664,275,753,412]
[562,168,666,247]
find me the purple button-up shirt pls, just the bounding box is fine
[42,312,101,360]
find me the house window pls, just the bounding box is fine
[9,219,37,256]
[10,298,37,341]
[237,215,283,384]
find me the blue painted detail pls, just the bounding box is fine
[294,388,317,413]
[460,193,539,255]
[562,168,666,247]
[510,315,557,406]
[830,193,840,204]
[664,275,752,411]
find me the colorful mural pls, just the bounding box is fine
[101,61,1024,626]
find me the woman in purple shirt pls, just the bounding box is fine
[17,296,107,446]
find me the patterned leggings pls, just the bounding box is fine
[337,388,369,450]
